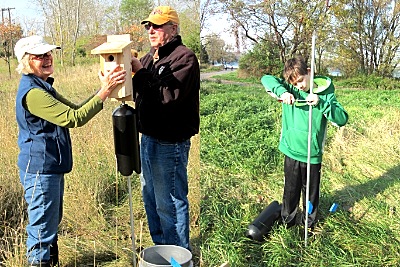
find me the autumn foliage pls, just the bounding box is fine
[123,24,148,53]
[0,21,22,60]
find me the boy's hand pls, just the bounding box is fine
[280,92,295,105]
[306,94,319,106]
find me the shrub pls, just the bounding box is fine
[334,74,400,90]
[239,39,283,79]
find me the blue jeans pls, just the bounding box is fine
[140,134,191,250]
[19,170,64,264]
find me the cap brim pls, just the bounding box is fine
[141,16,170,25]
[27,44,61,55]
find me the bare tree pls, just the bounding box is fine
[333,0,400,76]
[210,0,400,77]
[71,0,82,65]
[203,33,236,65]
[200,0,214,32]
[33,0,119,65]
[214,0,331,64]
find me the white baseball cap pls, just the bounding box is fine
[14,35,61,62]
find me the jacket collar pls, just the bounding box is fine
[150,35,183,60]
[23,73,55,86]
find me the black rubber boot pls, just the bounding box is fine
[49,242,59,267]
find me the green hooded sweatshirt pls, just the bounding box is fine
[261,75,348,164]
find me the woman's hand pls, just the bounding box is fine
[97,65,127,101]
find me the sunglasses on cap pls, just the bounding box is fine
[31,52,53,60]
[144,22,174,31]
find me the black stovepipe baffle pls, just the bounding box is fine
[112,103,141,176]
[246,200,282,242]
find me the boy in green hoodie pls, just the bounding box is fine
[261,56,348,229]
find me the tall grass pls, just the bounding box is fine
[200,75,400,266]
[0,59,200,266]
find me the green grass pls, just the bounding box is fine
[201,81,281,176]
[210,70,261,84]
[200,75,400,266]
[334,74,400,90]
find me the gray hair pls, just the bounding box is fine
[167,21,180,35]
[15,54,33,75]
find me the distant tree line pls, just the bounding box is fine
[201,0,400,78]
[1,0,200,66]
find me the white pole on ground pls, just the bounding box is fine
[305,31,317,247]
[127,175,137,267]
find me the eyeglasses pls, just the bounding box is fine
[144,22,173,31]
[31,52,52,60]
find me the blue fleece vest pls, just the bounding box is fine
[16,74,73,174]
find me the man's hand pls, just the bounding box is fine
[131,56,143,73]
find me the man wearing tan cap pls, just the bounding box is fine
[131,6,200,251]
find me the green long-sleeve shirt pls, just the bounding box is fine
[24,88,103,128]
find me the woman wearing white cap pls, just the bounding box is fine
[14,35,126,267]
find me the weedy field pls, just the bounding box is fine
[200,75,400,266]
[2,57,400,267]
[0,60,200,266]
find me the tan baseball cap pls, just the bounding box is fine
[14,35,61,62]
[141,6,179,25]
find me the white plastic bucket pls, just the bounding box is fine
[139,245,193,267]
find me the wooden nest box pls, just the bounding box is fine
[91,34,133,101]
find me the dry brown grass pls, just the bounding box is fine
[325,108,400,176]
[323,108,400,225]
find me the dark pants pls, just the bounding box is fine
[281,156,321,228]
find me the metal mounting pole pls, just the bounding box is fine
[112,102,141,265]
[305,31,317,247]
[127,175,137,267]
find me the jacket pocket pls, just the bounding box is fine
[281,128,321,157]
[43,136,62,167]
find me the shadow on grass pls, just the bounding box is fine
[319,164,400,224]
[189,236,201,267]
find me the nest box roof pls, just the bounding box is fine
[91,34,133,55]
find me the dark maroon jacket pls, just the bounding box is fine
[132,35,200,142]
